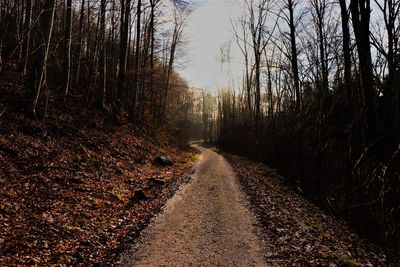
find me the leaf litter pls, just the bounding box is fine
[226,154,390,267]
[0,70,199,266]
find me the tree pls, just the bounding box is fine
[64,0,72,98]
[116,0,132,115]
[339,0,352,107]
[232,14,254,117]
[162,5,187,119]
[310,0,329,109]
[30,0,57,115]
[245,0,271,122]
[22,0,32,75]
[372,0,400,133]
[350,0,377,139]
[100,0,107,107]
[284,0,301,112]
[75,0,86,85]
[133,0,142,118]
[149,0,162,70]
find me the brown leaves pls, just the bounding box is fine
[227,156,387,267]
[0,106,198,266]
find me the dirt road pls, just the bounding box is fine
[120,146,267,266]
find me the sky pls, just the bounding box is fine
[176,0,387,92]
[179,0,243,91]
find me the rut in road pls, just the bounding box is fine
[120,146,267,266]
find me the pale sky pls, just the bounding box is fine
[177,0,388,92]
[180,0,243,91]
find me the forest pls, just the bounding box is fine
[203,0,400,259]
[1,0,400,265]
[0,0,200,125]
[0,0,202,265]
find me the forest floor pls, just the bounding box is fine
[118,145,390,267]
[0,65,393,266]
[0,67,199,266]
[224,151,391,266]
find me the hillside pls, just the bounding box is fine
[0,67,198,266]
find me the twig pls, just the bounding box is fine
[9,10,44,58]
[351,135,387,174]
[79,144,91,158]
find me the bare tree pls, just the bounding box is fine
[372,0,400,133]
[22,0,32,75]
[133,0,142,118]
[64,0,72,98]
[100,0,107,107]
[31,0,56,115]
[75,0,86,85]
[339,0,352,107]
[232,14,254,117]
[116,0,132,114]
[162,6,187,118]
[282,0,301,112]
[350,0,377,138]
[310,0,329,109]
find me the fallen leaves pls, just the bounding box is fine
[227,155,388,267]
[0,86,199,265]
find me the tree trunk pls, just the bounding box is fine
[383,0,399,134]
[64,0,72,98]
[31,0,56,115]
[75,0,85,85]
[0,0,3,71]
[164,27,178,118]
[350,0,377,139]
[150,0,156,118]
[339,0,352,107]
[288,0,301,112]
[116,0,131,115]
[133,0,142,118]
[110,0,116,76]
[313,0,329,108]
[100,0,107,108]
[22,0,32,75]
[86,0,91,61]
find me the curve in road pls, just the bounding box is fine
[120,146,267,266]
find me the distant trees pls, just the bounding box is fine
[211,0,400,252]
[160,7,187,117]
[0,0,192,126]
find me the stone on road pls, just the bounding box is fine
[120,146,267,266]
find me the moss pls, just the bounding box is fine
[112,186,127,202]
[61,225,84,234]
[176,152,200,171]
[336,255,358,267]
[304,219,324,232]
[75,210,92,226]
[328,253,359,267]
[182,152,199,164]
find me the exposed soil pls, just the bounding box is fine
[120,146,267,266]
[226,153,390,266]
[0,67,199,266]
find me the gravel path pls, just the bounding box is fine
[120,146,267,266]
